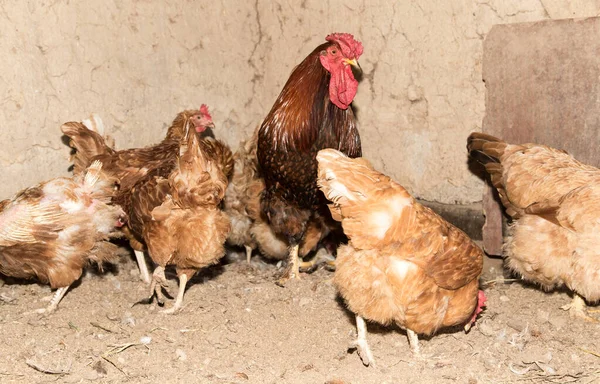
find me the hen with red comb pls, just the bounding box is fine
[62,106,232,286]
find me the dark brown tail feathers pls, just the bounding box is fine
[467,132,507,166]
[61,122,114,175]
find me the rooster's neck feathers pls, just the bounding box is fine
[260,42,337,152]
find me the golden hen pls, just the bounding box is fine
[128,116,230,313]
[468,132,600,321]
[0,161,126,313]
[317,149,486,365]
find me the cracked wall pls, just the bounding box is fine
[0,0,598,202]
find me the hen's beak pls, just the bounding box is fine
[345,58,363,79]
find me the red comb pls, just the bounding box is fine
[325,33,363,59]
[199,104,212,120]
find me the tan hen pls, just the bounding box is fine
[62,106,227,284]
[468,132,600,321]
[317,149,486,365]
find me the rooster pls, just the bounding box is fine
[257,33,363,281]
[61,106,229,283]
[468,132,600,322]
[317,149,486,364]
[128,116,230,313]
[0,161,126,313]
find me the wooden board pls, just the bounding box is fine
[482,17,600,255]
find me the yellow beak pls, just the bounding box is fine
[344,58,359,68]
[345,58,362,78]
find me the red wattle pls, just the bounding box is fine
[329,65,358,110]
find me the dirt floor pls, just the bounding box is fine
[1,249,600,384]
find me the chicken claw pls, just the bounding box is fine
[36,286,70,314]
[147,266,169,306]
[561,295,600,323]
[298,248,336,271]
[351,315,376,367]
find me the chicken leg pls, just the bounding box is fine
[277,244,301,284]
[161,273,188,314]
[36,286,70,314]
[561,294,600,323]
[352,315,375,367]
[407,329,420,355]
[289,244,300,279]
[134,250,151,284]
[245,245,253,264]
[298,248,336,270]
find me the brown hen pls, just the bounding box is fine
[468,132,600,321]
[128,117,230,313]
[317,149,486,365]
[0,161,126,313]
[61,106,230,284]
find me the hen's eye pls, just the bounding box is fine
[331,49,337,55]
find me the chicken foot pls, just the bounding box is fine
[36,286,70,314]
[561,294,600,323]
[351,315,376,367]
[298,248,336,271]
[134,250,151,284]
[148,266,169,306]
[161,273,189,314]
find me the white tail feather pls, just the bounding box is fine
[82,113,105,135]
[84,160,103,187]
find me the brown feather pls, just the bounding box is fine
[225,127,330,261]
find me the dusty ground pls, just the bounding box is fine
[0,250,599,384]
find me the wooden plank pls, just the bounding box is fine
[482,17,600,255]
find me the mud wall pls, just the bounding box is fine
[0,0,597,201]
